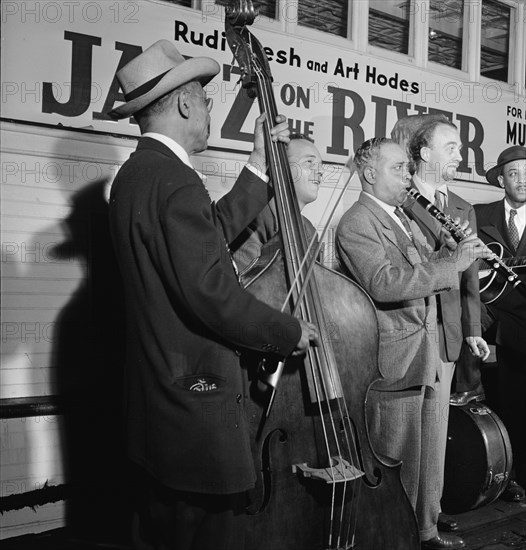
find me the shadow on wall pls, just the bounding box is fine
[50,179,129,544]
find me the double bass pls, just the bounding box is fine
[224,2,420,549]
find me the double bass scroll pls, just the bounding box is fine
[224,2,420,549]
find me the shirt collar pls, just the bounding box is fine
[413,174,448,208]
[504,198,526,219]
[365,191,396,215]
[364,192,412,237]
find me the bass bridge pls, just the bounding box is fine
[292,457,364,484]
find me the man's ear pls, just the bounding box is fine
[177,91,190,119]
[364,166,375,185]
[420,146,430,163]
[497,174,505,189]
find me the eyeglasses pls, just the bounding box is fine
[188,92,213,112]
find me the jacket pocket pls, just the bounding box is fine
[175,373,227,393]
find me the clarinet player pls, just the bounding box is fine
[336,137,492,549]
[401,117,490,534]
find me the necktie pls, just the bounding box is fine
[508,209,520,250]
[434,189,445,211]
[394,207,415,242]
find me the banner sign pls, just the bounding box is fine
[2,0,525,183]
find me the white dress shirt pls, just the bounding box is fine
[365,192,413,238]
[412,174,448,209]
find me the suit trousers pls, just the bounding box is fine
[367,383,443,541]
[454,346,483,393]
[455,305,496,394]
[437,361,455,507]
[132,467,246,550]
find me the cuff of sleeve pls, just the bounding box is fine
[448,268,461,290]
[463,326,482,338]
[246,163,269,183]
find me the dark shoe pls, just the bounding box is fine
[421,533,466,549]
[501,480,525,502]
[449,390,485,406]
[437,513,458,532]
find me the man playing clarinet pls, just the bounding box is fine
[400,116,490,534]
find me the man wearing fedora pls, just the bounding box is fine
[107,40,318,550]
[459,145,526,502]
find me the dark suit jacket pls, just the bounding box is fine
[231,201,318,275]
[475,200,526,356]
[404,182,481,362]
[336,192,461,391]
[109,137,301,494]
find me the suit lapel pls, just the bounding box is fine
[516,229,526,257]
[405,179,443,247]
[445,193,467,224]
[442,192,470,243]
[479,201,515,254]
[359,193,421,265]
[404,197,440,247]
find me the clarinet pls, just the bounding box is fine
[406,188,521,287]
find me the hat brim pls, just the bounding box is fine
[486,148,526,186]
[485,165,501,186]
[108,57,220,120]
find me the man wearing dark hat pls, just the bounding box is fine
[467,145,526,501]
[107,40,318,549]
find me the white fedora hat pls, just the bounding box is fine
[108,40,220,120]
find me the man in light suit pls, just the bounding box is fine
[401,118,490,529]
[336,138,490,549]
[405,118,489,399]
[473,145,526,501]
[108,41,318,550]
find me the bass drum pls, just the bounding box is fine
[442,402,513,514]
